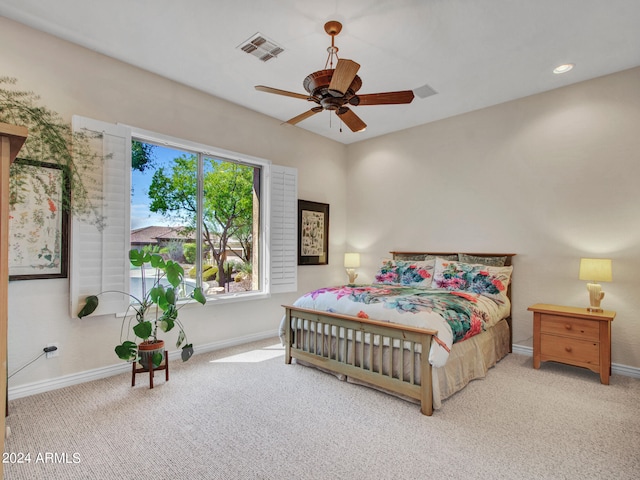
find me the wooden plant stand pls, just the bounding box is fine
[132,351,169,389]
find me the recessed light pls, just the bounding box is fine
[553,63,574,74]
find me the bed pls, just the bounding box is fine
[280,252,515,415]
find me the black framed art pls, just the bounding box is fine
[8,158,69,280]
[298,199,329,265]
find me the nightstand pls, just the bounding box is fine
[528,303,615,384]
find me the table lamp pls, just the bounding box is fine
[578,258,612,312]
[344,253,360,286]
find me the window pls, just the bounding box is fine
[70,116,297,318]
[130,141,261,299]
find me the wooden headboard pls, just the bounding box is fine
[390,251,515,266]
[390,251,516,350]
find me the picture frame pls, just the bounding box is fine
[298,200,329,266]
[8,158,69,280]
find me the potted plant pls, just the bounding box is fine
[77,247,206,369]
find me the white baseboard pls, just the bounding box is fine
[8,330,279,401]
[9,335,638,401]
[511,344,640,379]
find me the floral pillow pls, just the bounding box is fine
[431,258,513,300]
[374,259,435,287]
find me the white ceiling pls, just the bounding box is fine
[1,0,639,145]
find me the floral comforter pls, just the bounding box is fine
[280,284,510,368]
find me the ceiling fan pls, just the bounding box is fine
[255,20,415,133]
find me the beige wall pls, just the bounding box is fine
[347,66,640,368]
[2,15,639,393]
[1,16,348,390]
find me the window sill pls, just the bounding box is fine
[204,291,270,305]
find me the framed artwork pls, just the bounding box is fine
[8,159,69,280]
[298,200,329,265]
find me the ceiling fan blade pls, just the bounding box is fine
[255,85,310,100]
[328,59,360,96]
[354,90,415,106]
[336,108,367,132]
[285,108,323,126]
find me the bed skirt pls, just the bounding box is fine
[292,318,510,411]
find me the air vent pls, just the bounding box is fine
[414,83,438,99]
[238,33,284,62]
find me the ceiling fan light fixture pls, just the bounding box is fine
[553,63,574,74]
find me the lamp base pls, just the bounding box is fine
[586,282,605,313]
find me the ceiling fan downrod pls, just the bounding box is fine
[324,20,342,69]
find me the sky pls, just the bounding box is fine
[130,144,188,229]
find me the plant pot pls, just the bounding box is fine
[137,339,165,370]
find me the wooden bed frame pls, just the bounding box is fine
[283,252,515,416]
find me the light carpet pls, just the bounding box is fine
[4,338,640,480]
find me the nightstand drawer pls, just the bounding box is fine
[540,315,600,341]
[540,334,599,366]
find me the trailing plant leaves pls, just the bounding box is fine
[164,261,184,288]
[133,321,152,339]
[181,344,194,362]
[191,287,207,305]
[77,295,99,318]
[165,287,176,306]
[1,77,103,225]
[158,306,177,332]
[150,285,166,308]
[129,249,148,267]
[159,318,173,333]
[151,351,163,368]
[115,341,137,362]
[176,330,185,348]
[149,254,165,270]
[75,245,208,366]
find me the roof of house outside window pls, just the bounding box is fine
[130,226,194,245]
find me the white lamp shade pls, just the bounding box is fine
[344,253,361,268]
[579,258,612,282]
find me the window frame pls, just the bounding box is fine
[128,126,271,303]
[71,116,297,319]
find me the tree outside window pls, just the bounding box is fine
[131,141,259,297]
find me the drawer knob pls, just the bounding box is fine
[565,346,572,353]
[564,324,572,330]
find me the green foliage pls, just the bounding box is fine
[202,265,219,282]
[77,295,99,319]
[114,341,137,362]
[133,321,153,340]
[1,77,103,227]
[188,264,218,282]
[145,152,255,285]
[164,240,184,262]
[150,351,163,369]
[183,242,196,264]
[237,261,252,275]
[77,249,206,364]
[131,140,156,172]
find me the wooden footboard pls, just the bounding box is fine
[283,305,438,415]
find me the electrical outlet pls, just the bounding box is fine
[46,343,60,359]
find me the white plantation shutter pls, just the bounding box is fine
[70,116,131,317]
[269,164,297,293]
